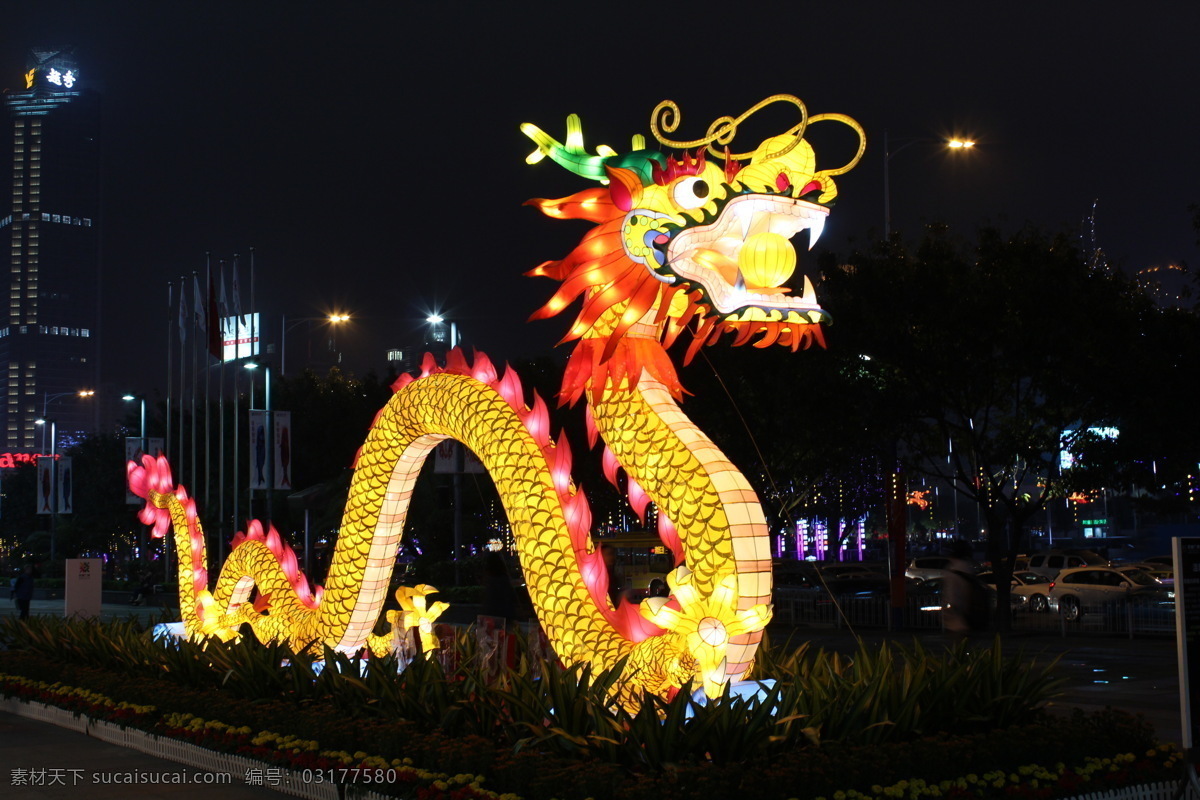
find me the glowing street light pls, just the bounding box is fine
[40,389,94,454]
[883,132,978,235]
[426,314,459,349]
[280,312,351,376]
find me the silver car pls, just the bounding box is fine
[978,570,1053,613]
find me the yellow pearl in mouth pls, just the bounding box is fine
[738,231,796,289]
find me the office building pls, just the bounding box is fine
[1,47,101,452]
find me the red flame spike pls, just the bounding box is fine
[657,512,685,565]
[627,477,650,522]
[584,403,598,448]
[419,352,438,377]
[391,372,415,393]
[497,364,525,409]
[551,436,573,495]
[471,350,498,384]
[723,147,741,184]
[602,446,621,488]
[525,393,551,447]
[444,347,471,375]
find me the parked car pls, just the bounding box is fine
[977,570,1052,613]
[1025,549,1108,580]
[1116,563,1173,588]
[816,563,887,581]
[1047,565,1174,622]
[1142,555,1174,568]
[905,556,976,583]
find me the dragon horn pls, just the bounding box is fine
[521,114,616,183]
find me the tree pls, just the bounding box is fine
[817,225,1151,624]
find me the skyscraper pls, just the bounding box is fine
[1,47,100,452]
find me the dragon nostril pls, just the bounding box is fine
[776,172,791,193]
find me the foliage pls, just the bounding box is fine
[0,653,1177,800]
[1,616,1063,768]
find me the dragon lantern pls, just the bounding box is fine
[128,94,864,708]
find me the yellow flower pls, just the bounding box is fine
[394,584,450,655]
[639,566,772,698]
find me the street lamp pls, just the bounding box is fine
[280,313,351,376]
[883,131,976,236]
[425,314,459,349]
[40,389,94,454]
[244,361,273,524]
[122,394,147,454]
[427,314,463,582]
[34,417,58,561]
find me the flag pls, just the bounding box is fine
[177,281,187,342]
[193,274,206,334]
[232,257,244,326]
[218,265,229,320]
[207,273,221,359]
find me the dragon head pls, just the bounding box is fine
[524,95,864,403]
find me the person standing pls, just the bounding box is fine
[12,564,35,620]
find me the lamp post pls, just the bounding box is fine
[883,130,975,236]
[40,389,94,454]
[244,362,272,525]
[427,314,463,582]
[121,394,147,455]
[34,417,58,561]
[281,313,351,376]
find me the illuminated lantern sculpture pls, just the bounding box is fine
[128,95,864,708]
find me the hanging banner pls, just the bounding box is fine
[249,409,270,490]
[433,440,485,474]
[274,410,293,490]
[36,458,54,514]
[125,437,166,504]
[57,456,73,515]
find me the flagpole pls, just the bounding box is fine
[249,247,257,521]
[218,259,227,565]
[232,253,241,541]
[161,279,172,568]
[191,269,199,499]
[166,281,173,464]
[173,274,187,583]
[204,254,212,519]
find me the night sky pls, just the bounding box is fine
[4,2,1199,400]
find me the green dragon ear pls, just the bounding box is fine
[521,114,612,182]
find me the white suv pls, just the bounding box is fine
[1025,550,1107,580]
[1047,566,1173,622]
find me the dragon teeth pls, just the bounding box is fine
[806,215,825,249]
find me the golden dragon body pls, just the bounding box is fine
[129,96,864,705]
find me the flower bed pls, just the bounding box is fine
[0,666,1186,800]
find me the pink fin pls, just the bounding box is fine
[627,477,650,522]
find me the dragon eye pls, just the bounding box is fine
[672,177,710,209]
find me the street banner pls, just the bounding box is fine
[125,437,165,504]
[433,440,485,474]
[249,409,270,490]
[36,458,53,514]
[274,410,293,490]
[56,456,73,515]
